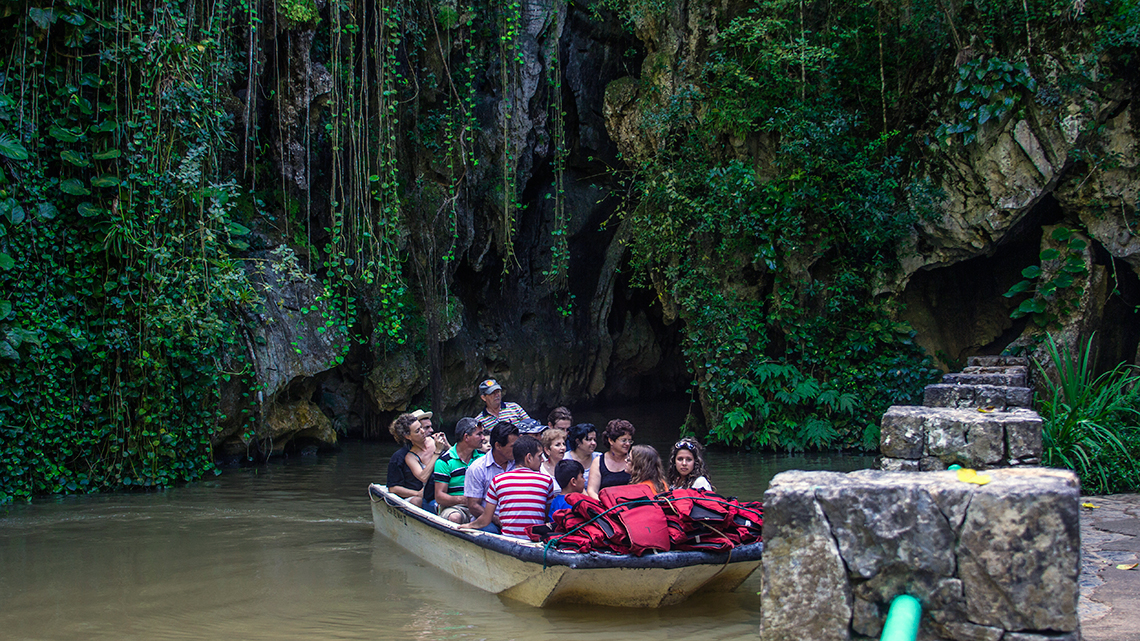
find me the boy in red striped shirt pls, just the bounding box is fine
[462,435,553,538]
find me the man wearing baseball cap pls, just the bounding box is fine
[474,378,531,432]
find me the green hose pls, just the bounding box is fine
[879,594,921,641]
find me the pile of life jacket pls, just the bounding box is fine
[525,486,763,556]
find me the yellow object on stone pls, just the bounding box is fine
[956,468,992,485]
[1115,563,1138,570]
[1082,502,1099,509]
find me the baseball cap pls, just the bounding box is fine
[478,379,502,395]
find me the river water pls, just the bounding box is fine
[1,415,873,640]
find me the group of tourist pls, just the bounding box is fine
[385,378,715,538]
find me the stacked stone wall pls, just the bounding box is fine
[881,356,1042,471]
[760,468,1081,641]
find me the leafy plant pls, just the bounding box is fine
[935,57,1037,145]
[1004,226,1090,326]
[1036,333,1140,494]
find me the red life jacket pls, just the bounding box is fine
[600,484,670,555]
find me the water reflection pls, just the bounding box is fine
[0,438,870,640]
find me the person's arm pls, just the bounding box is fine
[464,464,487,518]
[435,481,463,508]
[586,456,602,499]
[406,434,446,484]
[460,498,497,530]
[388,485,418,499]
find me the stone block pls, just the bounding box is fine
[924,384,977,408]
[880,406,926,459]
[760,468,1080,641]
[880,457,920,472]
[943,371,1028,387]
[761,472,852,641]
[1006,413,1044,459]
[920,457,947,471]
[964,420,1006,465]
[958,469,1080,632]
[967,355,1030,368]
[1006,386,1033,408]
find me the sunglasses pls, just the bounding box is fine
[674,439,699,451]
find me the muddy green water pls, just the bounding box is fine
[1,425,872,640]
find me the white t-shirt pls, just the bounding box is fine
[691,476,712,491]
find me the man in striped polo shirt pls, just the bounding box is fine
[433,417,484,523]
[461,435,554,539]
[474,378,531,432]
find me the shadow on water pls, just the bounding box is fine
[0,416,873,640]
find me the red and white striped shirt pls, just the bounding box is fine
[485,467,555,538]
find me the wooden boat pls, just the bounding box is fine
[368,483,763,607]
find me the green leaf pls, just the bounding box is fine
[1004,280,1032,297]
[90,174,120,188]
[0,300,11,319]
[91,120,118,133]
[1,198,24,224]
[227,221,251,236]
[1017,298,1046,314]
[60,178,90,196]
[28,7,57,28]
[1051,227,1073,241]
[49,125,80,143]
[1054,273,1075,288]
[61,150,89,167]
[76,202,101,218]
[0,253,12,270]
[0,134,29,160]
[1068,238,1088,252]
[92,148,121,160]
[1039,248,1061,261]
[1021,265,1041,279]
[36,202,58,220]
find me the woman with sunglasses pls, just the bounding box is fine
[668,437,714,492]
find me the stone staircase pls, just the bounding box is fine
[880,355,1043,471]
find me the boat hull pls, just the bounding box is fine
[368,484,761,607]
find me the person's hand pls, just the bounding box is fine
[433,432,450,450]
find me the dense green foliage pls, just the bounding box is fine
[1037,335,1140,494]
[606,0,1135,450]
[0,0,410,504]
[0,1,255,502]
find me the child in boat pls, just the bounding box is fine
[549,459,585,519]
[668,437,714,491]
[627,444,668,494]
[461,435,555,539]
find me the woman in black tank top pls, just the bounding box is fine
[586,419,635,499]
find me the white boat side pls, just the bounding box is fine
[368,483,762,608]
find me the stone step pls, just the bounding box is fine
[923,383,1033,410]
[942,370,1028,388]
[966,355,1030,368]
[880,405,1042,468]
[961,365,1029,376]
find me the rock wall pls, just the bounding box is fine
[761,468,1081,641]
[220,0,1140,452]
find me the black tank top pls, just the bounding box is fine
[598,454,631,490]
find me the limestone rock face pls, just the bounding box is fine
[264,399,337,453]
[216,245,348,454]
[760,468,1080,641]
